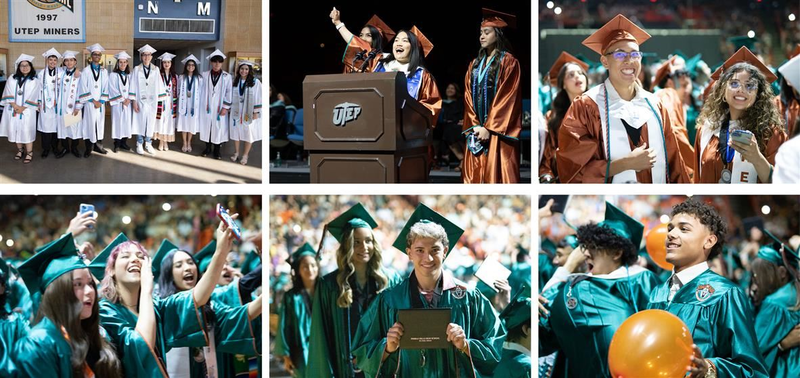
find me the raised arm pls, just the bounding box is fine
[330,7,356,44]
[193,218,236,306]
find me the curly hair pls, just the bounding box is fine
[696,62,782,153]
[576,223,637,266]
[670,200,727,260]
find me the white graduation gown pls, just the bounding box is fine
[56,69,83,140]
[130,64,166,139]
[36,67,61,133]
[176,74,202,134]
[229,78,263,143]
[155,73,177,139]
[78,65,109,143]
[108,72,133,139]
[0,76,40,144]
[199,70,232,144]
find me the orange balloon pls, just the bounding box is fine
[608,309,694,378]
[646,223,673,271]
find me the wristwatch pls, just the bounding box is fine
[705,359,717,378]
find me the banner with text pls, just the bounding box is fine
[9,0,86,42]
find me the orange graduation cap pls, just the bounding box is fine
[548,51,589,87]
[582,14,651,55]
[410,25,433,58]
[653,55,679,88]
[366,14,396,43]
[789,44,800,60]
[702,79,717,101]
[710,46,778,83]
[481,8,516,29]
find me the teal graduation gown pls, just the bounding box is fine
[209,283,261,377]
[307,268,402,378]
[537,255,555,293]
[274,287,312,378]
[99,289,205,377]
[351,270,506,377]
[648,269,769,378]
[12,317,72,378]
[753,282,800,377]
[6,279,33,320]
[1,313,30,377]
[539,267,658,377]
[493,346,532,378]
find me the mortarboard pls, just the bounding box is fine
[241,250,261,275]
[778,55,800,90]
[481,8,516,29]
[157,52,176,62]
[393,203,464,255]
[138,44,156,54]
[15,54,34,68]
[326,203,378,244]
[563,234,580,249]
[88,233,129,281]
[499,282,531,330]
[207,49,226,61]
[151,239,181,281]
[194,240,217,274]
[409,26,433,58]
[182,54,200,65]
[598,201,644,249]
[115,51,131,61]
[86,43,105,53]
[728,36,758,53]
[42,48,61,59]
[287,243,317,266]
[711,47,778,83]
[19,233,87,294]
[366,14,396,42]
[582,14,651,55]
[541,238,557,254]
[548,51,589,87]
[653,55,680,88]
[62,50,79,60]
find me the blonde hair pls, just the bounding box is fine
[335,226,389,308]
[406,221,449,251]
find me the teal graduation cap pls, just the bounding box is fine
[758,230,799,268]
[89,233,129,281]
[241,250,261,275]
[194,240,217,274]
[392,203,464,255]
[541,238,557,254]
[499,281,531,330]
[729,36,759,52]
[19,233,87,294]
[287,243,316,266]
[0,257,11,285]
[326,203,378,244]
[152,239,181,281]
[598,201,645,249]
[562,234,580,249]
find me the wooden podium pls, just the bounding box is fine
[302,72,433,183]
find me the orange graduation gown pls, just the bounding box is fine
[540,110,559,182]
[775,95,800,137]
[461,52,522,184]
[656,87,696,181]
[694,123,786,183]
[557,90,690,183]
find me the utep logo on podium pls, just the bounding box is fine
[333,102,362,127]
[27,0,74,12]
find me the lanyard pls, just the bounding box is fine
[476,55,496,84]
[719,120,735,165]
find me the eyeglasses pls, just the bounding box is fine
[727,80,758,93]
[604,51,643,62]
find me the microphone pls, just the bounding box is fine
[359,49,380,72]
[351,50,368,73]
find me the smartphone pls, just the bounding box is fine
[216,204,243,241]
[731,129,753,145]
[80,203,95,229]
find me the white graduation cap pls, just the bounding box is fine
[62,50,79,60]
[42,48,62,59]
[207,49,226,61]
[115,51,132,61]
[237,60,255,67]
[181,54,200,65]
[138,44,157,54]
[779,55,800,91]
[86,43,105,53]
[157,52,176,62]
[15,54,35,68]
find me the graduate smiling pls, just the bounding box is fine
[351,203,505,377]
[647,200,768,378]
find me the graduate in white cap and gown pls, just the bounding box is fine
[177,54,202,152]
[109,51,133,153]
[79,43,110,157]
[57,50,84,158]
[0,54,40,164]
[130,44,167,155]
[36,47,63,159]
[229,60,262,165]
[199,49,232,159]
[154,52,178,151]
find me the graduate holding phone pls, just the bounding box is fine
[695,47,786,183]
[351,204,505,377]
